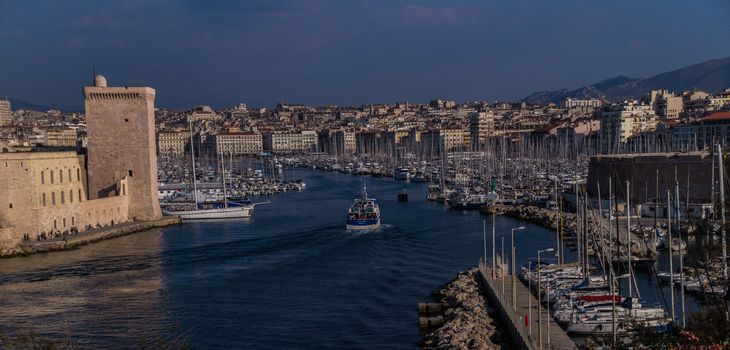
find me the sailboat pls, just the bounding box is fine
[162,122,256,220]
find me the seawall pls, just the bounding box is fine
[1,216,181,258]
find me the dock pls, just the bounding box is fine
[478,260,578,350]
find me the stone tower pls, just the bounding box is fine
[83,75,162,221]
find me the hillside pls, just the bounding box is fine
[522,56,730,104]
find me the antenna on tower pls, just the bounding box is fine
[92,65,96,85]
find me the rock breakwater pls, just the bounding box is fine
[421,268,505,349]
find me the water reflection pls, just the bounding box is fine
[0,229,170,347]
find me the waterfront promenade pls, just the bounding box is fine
[478,260,577,350]
[3,217,181,257]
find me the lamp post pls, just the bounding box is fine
[547,282,551,348]
[537,248,555,350]
[528,263,532,337]
[512,226,526,310]
[501,236,505,296]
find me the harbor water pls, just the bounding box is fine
[0,169,700,348]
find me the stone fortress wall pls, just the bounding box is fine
[586,151,714,203]
[0,75,161,250]
[84,75,162,221]
[0,151,129,249]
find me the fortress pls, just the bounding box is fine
[0,76,162,250]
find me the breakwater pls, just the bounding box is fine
[491,204,603,252]
[2,217,181,258]
[493,204,578,236]
[420,268,504,349]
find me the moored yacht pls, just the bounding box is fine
[393,168,411,180]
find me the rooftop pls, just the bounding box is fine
[701,112,730,122]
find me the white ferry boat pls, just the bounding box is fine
[346,184,381,230]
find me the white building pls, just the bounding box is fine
[469,111,495,148]
[563,98,603,113]
[0,99,12,126]
[263,131,318,153]
[599,101,657,152]
[649,90,683,120]
[187,106,220,122]
[213,131,263,155]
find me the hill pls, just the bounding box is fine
[522,56,730,104]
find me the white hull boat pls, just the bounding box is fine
[163,205,253,220]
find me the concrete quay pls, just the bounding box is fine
[478,260,577,350]
[1,216,181,258]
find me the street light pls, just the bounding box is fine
[537,248,555,350]
[501,237,505,297]
[528,260,533,337]
[512,226,526,310]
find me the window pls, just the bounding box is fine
[41,171,45,184]
[128,170,133,177]
[9,203,12,209]
[62,218,66,227]
[52,192,56,205]
[42,193,46,207]
[61,191,65,204]
[50,171,54,184]
[69,190,73,203]
[72,217,75,226]
[54,220,57,230]
[77,168,80,181]
[78,189,82,202]
[60,170,63,183]
[68,169,72,182]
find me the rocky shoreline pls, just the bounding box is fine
[493,204,581,237]
[421,268,505,349]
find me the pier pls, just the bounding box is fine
[478,260,577,350]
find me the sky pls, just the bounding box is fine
[0,0,729,110]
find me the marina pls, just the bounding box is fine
[1,3,728,347]
[0,167,717,348]
[0,169,579,348]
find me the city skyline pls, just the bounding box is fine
[1,0,730,110]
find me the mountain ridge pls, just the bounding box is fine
[522,56,730,104]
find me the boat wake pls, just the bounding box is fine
[345,223,395,235]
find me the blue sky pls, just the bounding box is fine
[0,0,729,110]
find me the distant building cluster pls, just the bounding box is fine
[3,85,730,162]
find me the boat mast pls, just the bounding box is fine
[555,178,561,263]
[189,120,198,206]
[655,168,658,230]
[492,212,496,279]
[221,151,228,209]
[667,190,676,325]
[597,181,606,281]
[609,177,616,347]
[718,143,727,281]
[583,189,589,277]
[626,180,632,298]
[675,174,685,328]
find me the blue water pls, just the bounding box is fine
[0,169,699,348]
